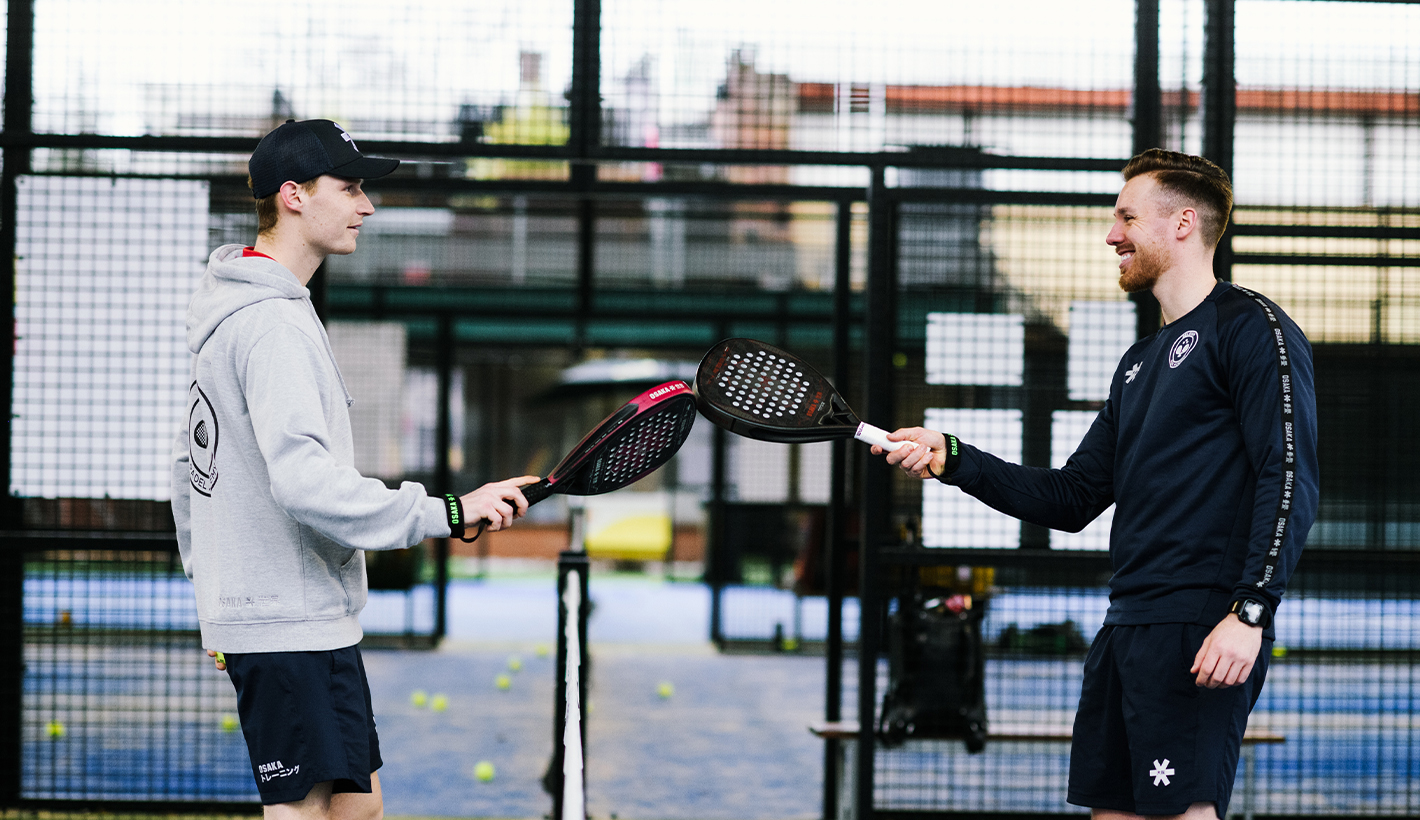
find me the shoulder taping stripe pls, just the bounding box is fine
[1230,284,1295,592]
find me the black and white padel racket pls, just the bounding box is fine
[693,338,906,451]
[468,380,697,540]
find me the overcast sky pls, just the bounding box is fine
[26,0,1420,136]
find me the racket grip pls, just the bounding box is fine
[466,479,554,543]
[855,422,907,452]
[522,480,554,506]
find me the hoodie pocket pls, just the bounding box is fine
[338,549,368,615]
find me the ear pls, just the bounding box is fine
[1174,206,1199,241]
[276,180,307,216]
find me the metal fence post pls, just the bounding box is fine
[855,165,897,820]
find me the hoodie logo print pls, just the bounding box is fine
[188,382,220,496]
[1168,330,1199,369]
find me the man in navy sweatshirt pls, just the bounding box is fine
[876,149,1318,820]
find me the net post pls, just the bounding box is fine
[551,549,590,820]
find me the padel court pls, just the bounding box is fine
[3,1,1419,819]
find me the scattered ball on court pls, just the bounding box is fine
[474,761,495,782]
[410,690,429,708]
[45,721,65,739]
[657,682,674,699]
[431,694,448,712]
[507,655,523,672]
[495,674,512,690]
[220,714,239,733]
[783,638,799,651]
[535,644,550,658]
[1272,645,1288,658]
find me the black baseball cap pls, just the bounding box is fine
[248,119,400,199]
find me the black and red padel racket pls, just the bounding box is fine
[468,380,697,540]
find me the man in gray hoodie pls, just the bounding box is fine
[171,119,537,820]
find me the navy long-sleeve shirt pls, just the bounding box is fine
[941,281,1318,633]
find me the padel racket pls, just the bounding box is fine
[467,380,697,540]
[693,338,907,451]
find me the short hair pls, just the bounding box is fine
[1121,149,1233,248]
[249,176,321,236]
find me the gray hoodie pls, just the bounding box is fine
[171,244,450,652]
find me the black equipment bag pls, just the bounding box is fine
[878,589,988,752]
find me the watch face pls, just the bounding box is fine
[1242,600,1264,624]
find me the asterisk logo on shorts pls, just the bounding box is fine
[1150,758,1175,786]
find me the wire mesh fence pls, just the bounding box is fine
[3,0,1419,816]
[19,547,255,805]
[846,561,1420,817]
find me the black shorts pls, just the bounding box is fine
[224,645,383,805]
[1067,623,1270,818]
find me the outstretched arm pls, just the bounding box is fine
[869,414,1116,535]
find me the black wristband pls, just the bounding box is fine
[932,434,962,482]
[442,493,465,539]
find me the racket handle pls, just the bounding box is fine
[522,480,554,506]
[464,479,553,543]
[855,422,907,452]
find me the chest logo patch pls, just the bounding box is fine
[1168,330,1199,369]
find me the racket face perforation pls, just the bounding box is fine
[544,381,698,498]
[718,349,813,421]
[694,338,858,442]
[585,398,698,492]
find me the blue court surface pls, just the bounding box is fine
[22,569,1420,817]
[362,571,830,819]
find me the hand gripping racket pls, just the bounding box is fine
[467,380,698,540]
[692,338,906,451]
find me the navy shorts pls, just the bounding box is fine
[1067,623,1270,818]
[224,645,383,805]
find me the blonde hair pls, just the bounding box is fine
[249,176,321,236]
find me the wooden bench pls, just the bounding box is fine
[810,721,1284,820]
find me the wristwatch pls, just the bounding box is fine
[1229,597,1272,629]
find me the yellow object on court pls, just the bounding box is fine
[583,492,674,562]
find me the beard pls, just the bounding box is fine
[1118,244,1166,294]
